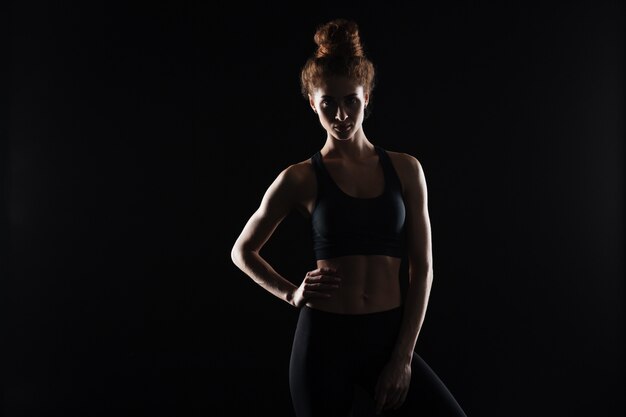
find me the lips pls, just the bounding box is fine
[334,124,352,132]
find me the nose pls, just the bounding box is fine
[335,104,348,121]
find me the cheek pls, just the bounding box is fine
[346,107,363,120]
[319,108,335,121]
[354,101,365,113]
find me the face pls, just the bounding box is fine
[308,76,369,141]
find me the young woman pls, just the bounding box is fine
[231,18,468,417]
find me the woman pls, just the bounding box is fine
[231,18,468,417]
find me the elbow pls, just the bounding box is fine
[231,241,255,269]
[231,242,243,268]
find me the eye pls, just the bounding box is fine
[347,97,359,105]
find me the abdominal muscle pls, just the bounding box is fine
[305,254,403,314]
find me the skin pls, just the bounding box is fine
[231,75,434,414]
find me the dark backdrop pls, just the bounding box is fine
[4,2,624,417]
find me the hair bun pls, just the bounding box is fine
[314,18,365,58]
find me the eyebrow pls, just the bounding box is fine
[321,93,358,99]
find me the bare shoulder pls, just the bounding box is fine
[281,157,314,180]
[388,152,427,208]
[278,157,315,189]
[385,150,426,193]
[270,157,316,205]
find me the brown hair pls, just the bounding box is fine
[300,19,376,105]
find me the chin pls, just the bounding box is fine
[330,130,355,141]
[332,135,354,141]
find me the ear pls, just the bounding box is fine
[308,94,317,113]
[364,92,369,108]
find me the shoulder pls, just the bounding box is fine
[269,157,316,199]
[384,149,427,201]
[384,150,426,190]
[278,157,314,184]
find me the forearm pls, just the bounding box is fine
[391,266,433,364]
[231,248,298,306]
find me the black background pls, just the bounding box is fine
[4,1,624,416]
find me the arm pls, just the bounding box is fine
[230,165,301,306]
[375,154,433,413]
[231,163,343,308]
[390,154,433,363]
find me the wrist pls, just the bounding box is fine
[285,288,297,307]
[391,349,414,365]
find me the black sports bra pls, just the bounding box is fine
[310,145,407,260]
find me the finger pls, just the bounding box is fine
[307,267,333,276]
[381,389,395,411]
[311,279,341,288]
[305,282,340,290]
[303,290,333,298]
[306,275,342,284]
[308,267,339,277]
[386,388,403,410]
[395,388,409,409]
[309,272,341,280]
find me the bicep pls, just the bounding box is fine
[402,156,433,272]
[234,168,298,253]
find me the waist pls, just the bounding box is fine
[297,304,404,347]
[301,304,403,321]
[305,254,402,314]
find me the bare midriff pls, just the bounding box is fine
[305,254,403,314]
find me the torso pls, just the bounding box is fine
[291,149,408,314]
[312,255,402,314]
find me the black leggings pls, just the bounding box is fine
[289,305,468,417]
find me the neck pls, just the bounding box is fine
[321,128,374,160]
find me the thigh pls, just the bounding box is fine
[289,307,355,417]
